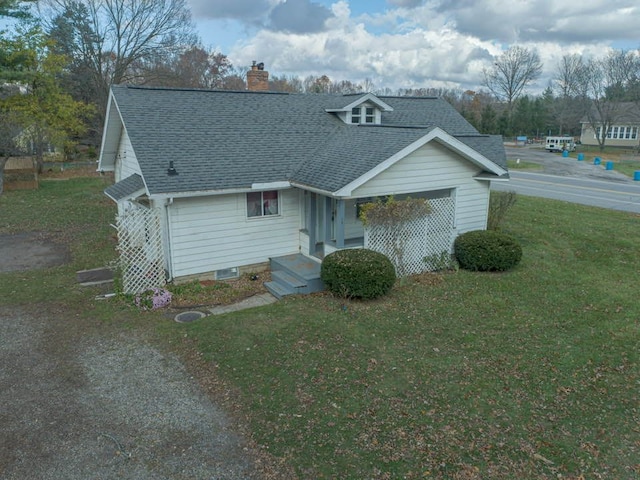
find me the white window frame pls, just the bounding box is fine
[247,190,280,218]
[350,104,380,125]
[597,125,639,141]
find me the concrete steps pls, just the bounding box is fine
[265,253,324,299]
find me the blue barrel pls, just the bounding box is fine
[562,150,569,158]
[634,171,640,181]
[594,157,601,165]
[606,161,614,170]
[577,153,584,161]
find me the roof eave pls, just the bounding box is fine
[149,184,294,200]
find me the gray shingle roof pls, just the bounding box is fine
[104,173,145,201]
[109,85,506,195]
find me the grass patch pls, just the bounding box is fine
[507,158,543,170]
[0,176,118,307]
[2,175,639,478]
[168,274,270,308]
[166,197,640,479]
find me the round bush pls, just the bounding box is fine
[321,249,396,299]
[454,230,522,272]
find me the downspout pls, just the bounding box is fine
[164,197,175,281]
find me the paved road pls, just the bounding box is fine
[492,171,640,213]
[494,146,640,213]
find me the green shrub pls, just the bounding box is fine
[454,230,522,272]
[321,249,396,299]
[488,190,517,230]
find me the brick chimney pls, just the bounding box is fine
[246,61,269,91]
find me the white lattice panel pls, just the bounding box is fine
[116,202,165,294]
[364,197,455,276]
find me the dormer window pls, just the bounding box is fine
[351,105,377,124]
[325,93,393,125]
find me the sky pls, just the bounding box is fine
[187,0,640,94]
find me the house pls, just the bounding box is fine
[580,102,640,148]
[98,69,508,295]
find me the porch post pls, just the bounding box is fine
[324,197,332,243]
[308,193,317,254]
[335,199,345,248]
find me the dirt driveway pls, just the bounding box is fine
[0,303,272,479]
[0,231,289,479]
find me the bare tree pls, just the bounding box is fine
[577,50,640,151]
[553,54,587,135]
[304,74,331,93]
[45,0,197,131]
[329,79,362,94]
[555,54,584,97]
[270,74,304,93]
[482,46,543,121]
[139,47,233,89]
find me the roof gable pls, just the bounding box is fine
[330,128,507,197]
[324,93,394,113]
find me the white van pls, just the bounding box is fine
[545,136,576,152]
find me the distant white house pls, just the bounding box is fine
[580,102,640,148]
[98,66,508,293]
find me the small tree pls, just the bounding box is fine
[487,190,517,231]
[0,23,94,176]
[359,196,431,277]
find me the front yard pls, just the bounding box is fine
[167,196,640,479]
[1,174,638,479]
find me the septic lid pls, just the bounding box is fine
[174,311,206,323]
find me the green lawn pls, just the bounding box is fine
[507,158,543,171]
[168,197,640,479]
[1,177,639,479]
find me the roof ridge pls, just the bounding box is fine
[119,84,290,95]
[356,124,435,130]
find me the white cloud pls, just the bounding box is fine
[430,0,640,45]
[218,0,640,93]
[230,17,499,91]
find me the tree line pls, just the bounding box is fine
[1,0,640,193]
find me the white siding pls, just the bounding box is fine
[168,189,301,278]
[113,130,144,219]
[351,142,489,233]
[114,130,142,182]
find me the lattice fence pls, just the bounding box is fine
[364,197,456,276]
[115,202,165,294]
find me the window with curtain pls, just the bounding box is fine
[247,190,279,217]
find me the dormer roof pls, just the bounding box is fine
[324,93,394,114]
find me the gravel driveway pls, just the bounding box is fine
[0,304,269,479]
[505,145,635,182]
